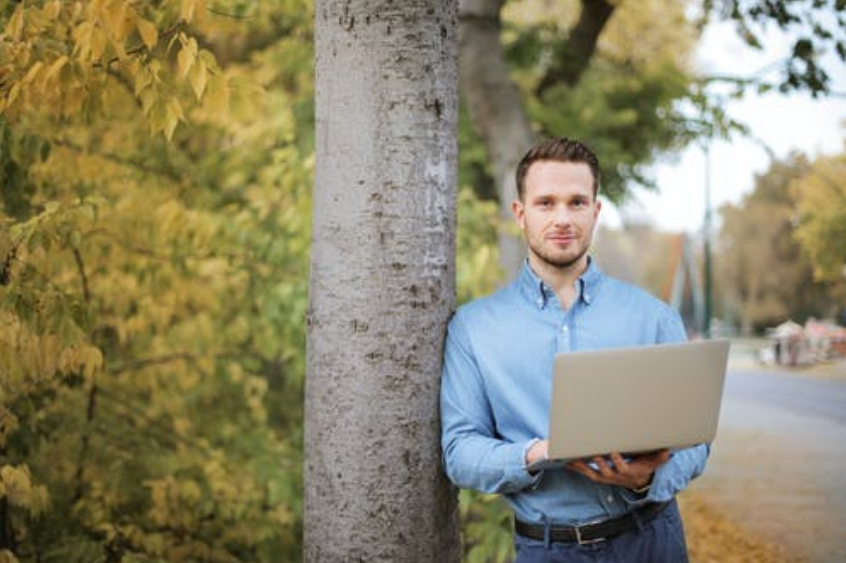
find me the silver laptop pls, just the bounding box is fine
[528,339,730,472]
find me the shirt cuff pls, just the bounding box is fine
[521,438,544,488]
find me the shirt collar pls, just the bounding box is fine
[517,257,602,310]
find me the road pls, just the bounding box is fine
[689,362,846,563]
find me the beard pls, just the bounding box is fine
[527,236,591,271]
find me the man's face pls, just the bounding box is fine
[512,160,601,272]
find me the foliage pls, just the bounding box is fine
[1,0,843,561]
[0,0,229,140]
[456,186,502,306]
[716,154,839,332]
[712,0,846,96]
[790,152,846,285]
[460,490,513,563]
[500,0,730,203]
[0,1,313,561]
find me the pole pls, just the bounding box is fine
[703,144,713,338]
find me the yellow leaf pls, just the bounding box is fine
[176,37,197,79]
[162,97,184,140]
[22,61,44,87]
[180,0,197,22]
[6,7,24,41]
[187,55,207,99]
[102,0,129,41]
[138,86,156,113]
[91,27,108,61]
[44,55,68,83]
[82,345,103,382]
[44,0,61,19]
[203,72,229,117]
[110,36,127,60]
[180,0,207,23]
[7,82,21,107]
[72,21,94,59]
[136,18,158,50]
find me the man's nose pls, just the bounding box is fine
[552,205,571,226]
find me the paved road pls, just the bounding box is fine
[690,364,846,562]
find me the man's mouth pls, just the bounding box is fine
[547,232,575,244]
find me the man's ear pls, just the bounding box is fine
[511,199,525,231]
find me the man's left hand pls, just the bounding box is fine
[565,449,671,491]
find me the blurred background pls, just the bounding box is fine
[0,1,844,562]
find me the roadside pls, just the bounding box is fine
[680,491,802,563]
[727,337,846,383]
[680,337,846,563]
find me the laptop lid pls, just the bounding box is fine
[538,339,730,469]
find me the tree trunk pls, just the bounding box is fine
[306,1,461,562]
[459,0,533,278]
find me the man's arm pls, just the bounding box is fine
[440,318,539,494]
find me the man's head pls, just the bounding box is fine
[512,137,602,273]
[515,137,600,201]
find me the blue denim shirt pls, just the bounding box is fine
[440,259,709,526]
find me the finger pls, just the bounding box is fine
[565,461,600,481]
[592,455,619,477]
[608,452,628,471]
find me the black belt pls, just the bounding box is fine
[515,501,670,545]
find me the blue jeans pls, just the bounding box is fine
[513,500,689,563]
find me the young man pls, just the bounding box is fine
[440,137,707,562]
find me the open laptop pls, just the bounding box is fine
[528,339,730,472]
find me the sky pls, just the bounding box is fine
[602,18,846,233]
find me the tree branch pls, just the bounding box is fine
[72,247,91,303]
[535,0,616,97]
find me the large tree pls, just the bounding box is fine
[305,0,461,561]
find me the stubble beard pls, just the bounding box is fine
[528,239,590,271]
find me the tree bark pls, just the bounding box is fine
[459,0,533,277]
[306,1,461,562]
[536,0,615,95]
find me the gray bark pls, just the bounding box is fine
[459,0,533,278]
[306,1,461,562]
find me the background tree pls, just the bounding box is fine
[716,155,836,333]
[790,150,846,294]
[1,1,314,560]
[304,0,461,561]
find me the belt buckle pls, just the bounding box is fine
[574,519,606,545]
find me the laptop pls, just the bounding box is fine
[528,339,730,472]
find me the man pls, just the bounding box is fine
[440,137,707,562]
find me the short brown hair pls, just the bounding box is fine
[515,137,600,200]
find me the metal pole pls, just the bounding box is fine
[703,144,713,338]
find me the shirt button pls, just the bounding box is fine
[561,325,569,333]
[607,495,614,503]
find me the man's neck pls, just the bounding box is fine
[528,255,589,309]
